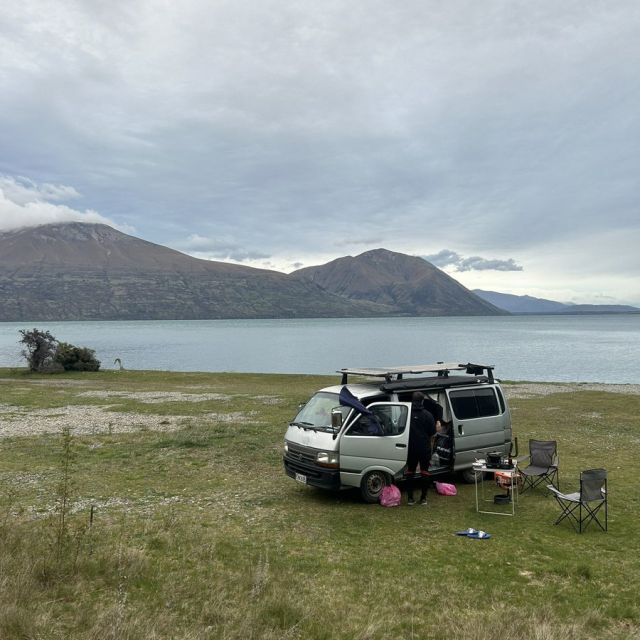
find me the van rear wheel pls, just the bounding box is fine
[361,470,389,503]
[461,468,481,484]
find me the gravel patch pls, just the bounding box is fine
[0,378,93,386]
[0,404,257,438]
[77,390,232,403]
[205,411,258,423]
[20,492,270,521]
[0,471,47,488]
[252,395,283,405]
[0,405,187,437]
[503,382,640,399]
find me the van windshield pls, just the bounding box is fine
[292,392,351,431]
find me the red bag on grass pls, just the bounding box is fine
[379,484,401,507]
[434,481,457,496]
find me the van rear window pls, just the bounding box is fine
[450,388,500,419]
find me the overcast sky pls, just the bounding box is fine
[1,1,639,305]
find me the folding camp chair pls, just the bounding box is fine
[519,439,558,494]
[547,468,608,533]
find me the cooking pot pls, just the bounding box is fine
[486,451,502,467]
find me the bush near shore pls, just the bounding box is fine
[0,368,638,640]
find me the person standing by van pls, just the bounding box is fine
[405,391,439,505]
[423,395,443,432]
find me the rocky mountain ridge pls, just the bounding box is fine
[292,249,504,316]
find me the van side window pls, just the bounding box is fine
[450,388,499,419]
[375,405,407,436]
[449,390,476,419]
[495,387,506,413]
[347,405,408,436]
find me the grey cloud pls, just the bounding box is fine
[457,257,523,272]
[424,250,523,272]
[181,235,270,262]
[425,250,462,268]
[334,237,386,248]
[0,175,80,205]
[5,5,638,249]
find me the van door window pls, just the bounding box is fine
[475,388,500,416]
[347,405,408,436]
[450,388,499,420]
[449,390,477,420]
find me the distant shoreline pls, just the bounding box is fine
[2,310,639,322]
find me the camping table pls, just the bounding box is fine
[474,462,519,516]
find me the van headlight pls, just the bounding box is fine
[316,451,339,469]
[283,442,289,454]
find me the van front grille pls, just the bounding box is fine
[286,442,317,465]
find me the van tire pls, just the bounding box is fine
[361,470,389,503]
[461,468,481,484]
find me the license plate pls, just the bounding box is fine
[295,473,307,484]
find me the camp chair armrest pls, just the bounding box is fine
[547,484,576,500]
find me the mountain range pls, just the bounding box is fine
[0,223,502,321]
[0,223,635,321]
[473,289,639,315]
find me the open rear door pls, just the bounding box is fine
[430,428,455,473]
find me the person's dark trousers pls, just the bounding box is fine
[406,444,431,501]
[406,470,431,501]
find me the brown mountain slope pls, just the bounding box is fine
[292,248,506,316]
[0,223,261,274]
[0,223,389,321]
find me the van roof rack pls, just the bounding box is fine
[338,362,494,385]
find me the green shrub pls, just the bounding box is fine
[55,342,101,372]
[18,329,100,372]
[18,328,59,372]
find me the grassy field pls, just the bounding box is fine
[0,368,638,640]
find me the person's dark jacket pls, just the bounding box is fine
[409,404,436,448]
[423,397,443,423]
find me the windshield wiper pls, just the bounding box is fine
[291,421,315,430]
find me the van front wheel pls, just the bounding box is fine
[361,470,389,503]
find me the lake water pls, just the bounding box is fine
[1,315,638,383]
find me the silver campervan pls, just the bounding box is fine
[283,362,512,502]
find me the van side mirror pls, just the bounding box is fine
[331,408,343,430]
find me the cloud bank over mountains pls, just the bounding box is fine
[0,175,129,233]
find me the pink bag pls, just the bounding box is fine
[434,481,457,496]
[379,484,401,507]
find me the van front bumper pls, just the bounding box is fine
[283,455,341,491]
